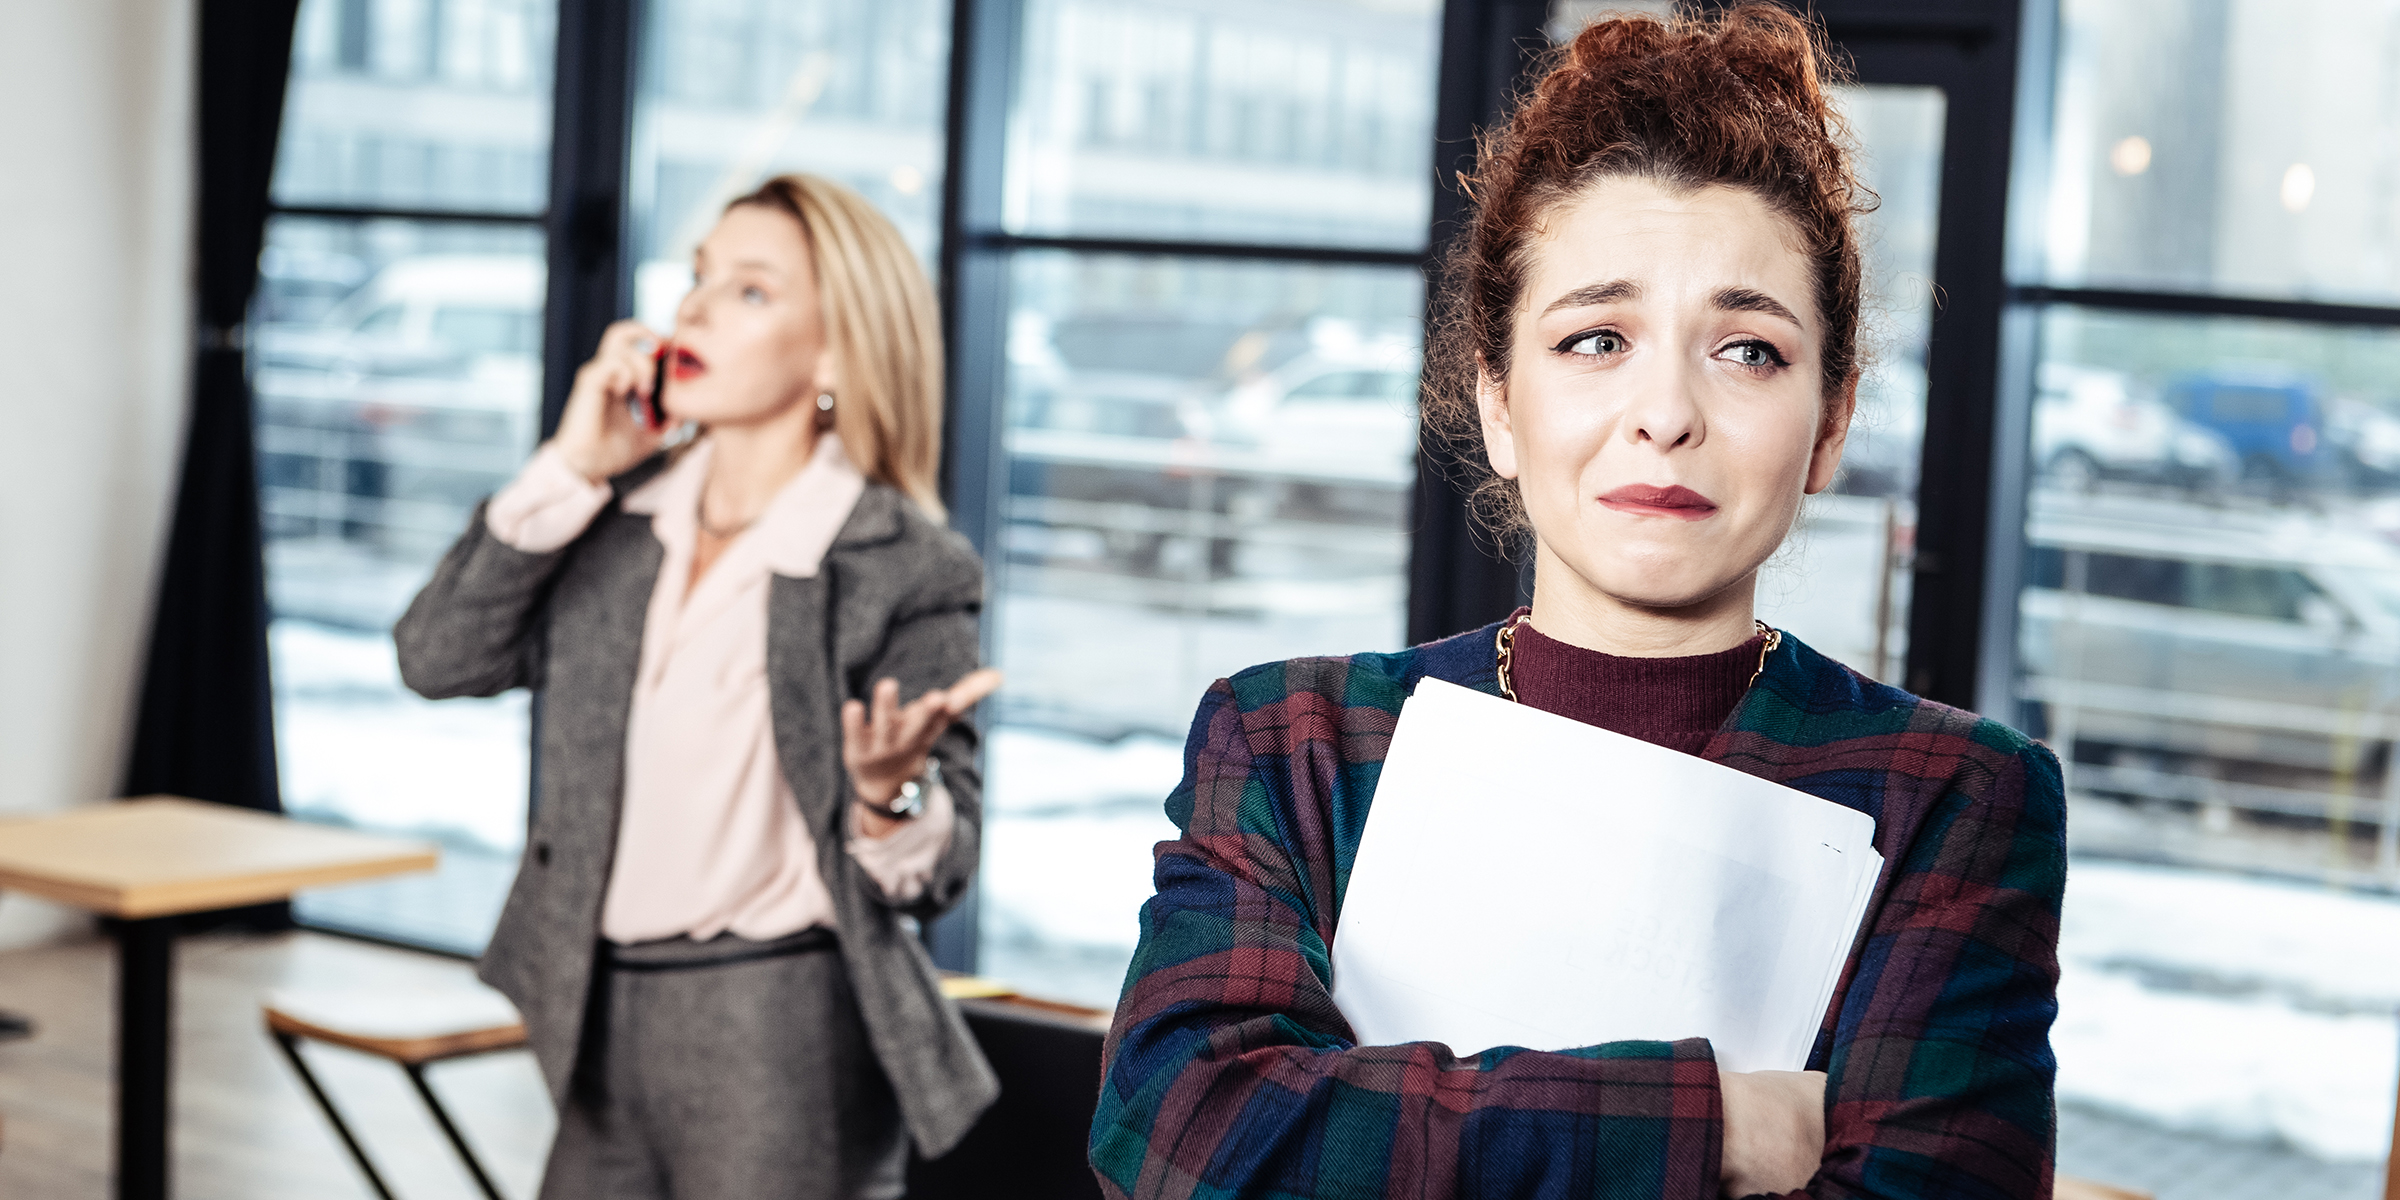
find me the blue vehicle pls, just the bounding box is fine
[2162,372,2329,486]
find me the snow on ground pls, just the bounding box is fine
[2060,859,2400,1012]
[2055,963,2396,1161]
[982,805,1176,951]
[982,724,1187,816]
[2054,859,2400,1161]
[270,620,529,852]
[978,726,1182,990]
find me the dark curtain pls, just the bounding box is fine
[122,0,304,822]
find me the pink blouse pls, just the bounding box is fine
[485,435,956,944]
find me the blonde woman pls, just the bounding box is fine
[397,174,999,1199]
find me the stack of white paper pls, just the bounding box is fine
[1329,677,1881,1073]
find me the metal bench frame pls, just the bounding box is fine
[270,1028,512,1200]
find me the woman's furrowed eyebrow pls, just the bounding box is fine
[1536,280,1803,328]
[1712,286,1802,328]
[1540,278,1641,316]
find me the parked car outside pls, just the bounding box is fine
[2326,394,2400,490]
[1211,341,1421,525]
[252,254,543,559]
[2018,490,2400,821]
[2034,363,2237,492]
[1005,368,1216,573]
[255,243,369,325]
[1003,320,1421,580]
[2161,369,2330,488]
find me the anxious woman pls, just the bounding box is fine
[398,174,998,1199]
[1089,9,2064,1199]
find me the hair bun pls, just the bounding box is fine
[1421,3,1871,547]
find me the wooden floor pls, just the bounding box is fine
[0,930,553,1199]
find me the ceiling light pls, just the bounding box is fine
[2109,136,2152,176]
[2281,163,2315,213]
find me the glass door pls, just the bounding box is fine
[1752,84,1946,681]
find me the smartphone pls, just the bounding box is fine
[645,343,671,431]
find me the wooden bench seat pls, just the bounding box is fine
[263,983,528,1200]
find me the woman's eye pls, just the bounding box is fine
[741,286,769,305]
[1719,340,1788,369]
[1560,330,1626,357]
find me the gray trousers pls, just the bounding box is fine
[539,933,908,1200]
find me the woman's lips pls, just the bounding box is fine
[1596,483,1719,520]
[669,345,707,381]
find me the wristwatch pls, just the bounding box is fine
[878,758,941,820]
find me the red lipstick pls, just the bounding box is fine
[1597,483,1718,520]
[669,345,707,381]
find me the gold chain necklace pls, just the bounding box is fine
[1494,612,1781,703]
[695,484,758,540]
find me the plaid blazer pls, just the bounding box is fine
[1090,622,2064,1199]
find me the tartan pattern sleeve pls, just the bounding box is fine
[1716,645,2067,1200]
[1090,647,1728,1200]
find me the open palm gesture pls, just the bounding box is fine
[842,668,1003,829]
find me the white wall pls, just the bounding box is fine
[0,0,196,948]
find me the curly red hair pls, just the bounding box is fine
[1423,3,1874,543]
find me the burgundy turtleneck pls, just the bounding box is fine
[1503,607,1766,756]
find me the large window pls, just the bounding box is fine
[624,0,952,326]
[982,253,1425,1001]
[970,0,1443,1006]
[2019,0,2400,1189]
[255,0,557,951]
[223,7,2400,1186]
[1005,0,1435,249]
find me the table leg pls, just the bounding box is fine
[116,917,174,1200]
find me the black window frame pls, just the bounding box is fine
[1818,0,2039,716]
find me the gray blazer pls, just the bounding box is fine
[392,457,999,1157]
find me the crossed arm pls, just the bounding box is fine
[1090,678,2064,1200]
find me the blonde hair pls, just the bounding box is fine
[727,174,946,519]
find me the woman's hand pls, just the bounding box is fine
[843,668,1004,836]
[551,319,670,483]
[1719,1068,1826,1197]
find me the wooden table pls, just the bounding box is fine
[0,796,437,1200]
